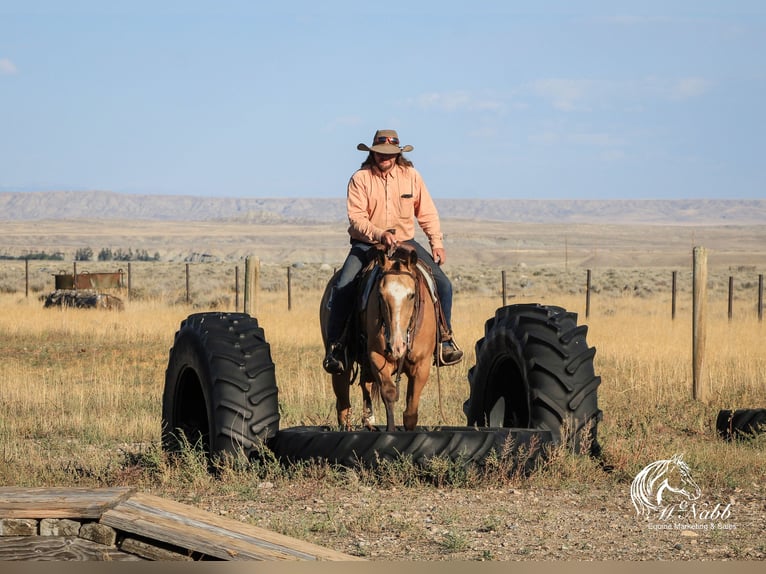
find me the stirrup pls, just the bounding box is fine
[437,338,463,366]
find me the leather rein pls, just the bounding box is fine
[376,266,421,385]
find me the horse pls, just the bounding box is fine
[630,453,702,516]
[320,243,438,432]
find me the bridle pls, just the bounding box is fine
[377,266,420,387]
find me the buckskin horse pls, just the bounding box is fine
[320,243,438,431]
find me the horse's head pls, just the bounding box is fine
[631,453,702,516]
[375,245,419,361]
[662,453,702,502]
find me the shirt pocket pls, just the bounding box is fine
[398,192,415,219]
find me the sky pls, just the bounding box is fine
[1,1,764,200]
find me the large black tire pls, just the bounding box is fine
[269,425,551,471]
[716,409,766,441]
[162,312,280,461]
[463,304,602,456]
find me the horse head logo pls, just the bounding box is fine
[630,453,702,516]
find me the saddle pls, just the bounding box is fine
[343,244,455,374]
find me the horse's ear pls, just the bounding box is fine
[408,249,418,267]
[376,246,387,266]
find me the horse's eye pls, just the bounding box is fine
[408,293,415,300]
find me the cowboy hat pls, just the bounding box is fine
[357,129,414,154]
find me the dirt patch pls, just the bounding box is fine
[175,482,764,561]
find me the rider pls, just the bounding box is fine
[322,129,463,375]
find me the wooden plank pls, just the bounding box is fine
[119,537,194,561]
[0,487,135,519]
[0,536,144,561]
[101,492,362,561]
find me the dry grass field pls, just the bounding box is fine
[0,218,764,560]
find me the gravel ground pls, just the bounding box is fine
[175,482,765,561]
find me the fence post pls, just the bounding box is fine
[692,246,708,402]
[501,270,507,307]
[73,261,78,291]
[728,276,733,321]
[235,265,240,312]
[287,266,292,311]
[585,269,591,318]
[759,274,764,322]
[185,263,190,304]
[127,262,132,300]
[244,256,259,317]
[25,258,29,298]
[671,270,677,320]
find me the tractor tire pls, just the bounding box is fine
[269,425,551,471]
[716,409,766,441]
[463,304,602,456]
[162,312,280,461]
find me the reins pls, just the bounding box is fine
[378,261,448,425]
[377,266,419,391]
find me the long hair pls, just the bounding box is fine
[361,152,414,169]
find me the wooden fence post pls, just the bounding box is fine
[692,246,708,402]
[244,256,260,317]
[287,267,292,311]
[501,270,507,307]
[185,263,190,304]
[671,270,677,320]
[728,276,733,321]
[235,265,240,312]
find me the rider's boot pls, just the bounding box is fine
[323,342,346,375]
[439,334,463,366]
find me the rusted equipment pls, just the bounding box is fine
[53,270,126,290]
[43,290,124,311]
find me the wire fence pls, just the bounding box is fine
[1,256,764,321]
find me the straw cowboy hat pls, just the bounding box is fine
[357,129,414,154]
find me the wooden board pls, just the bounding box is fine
[100,492,360,561]
[0,536,144,561]
[0,487,134,519]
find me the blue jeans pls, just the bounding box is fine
[326,239,454,343]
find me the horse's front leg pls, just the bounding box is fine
[380,371,398,432]
[361,380,377,430]
[331,371,352,430]
[372,352,398,432]
[402,362,429,431]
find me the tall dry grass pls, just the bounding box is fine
[0,274,764,491]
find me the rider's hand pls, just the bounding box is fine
[432,247,446,265]
[381,230,398,249]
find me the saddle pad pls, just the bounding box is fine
[416,261,438,302]
[358,260,438,312]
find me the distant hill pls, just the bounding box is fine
[1,190,764,225]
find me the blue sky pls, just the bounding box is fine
[1,1,764,200]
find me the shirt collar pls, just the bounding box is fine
[371,163,399,180]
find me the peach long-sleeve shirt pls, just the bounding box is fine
[346,164,444,250]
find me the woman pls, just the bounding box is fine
[323,129,462,374]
